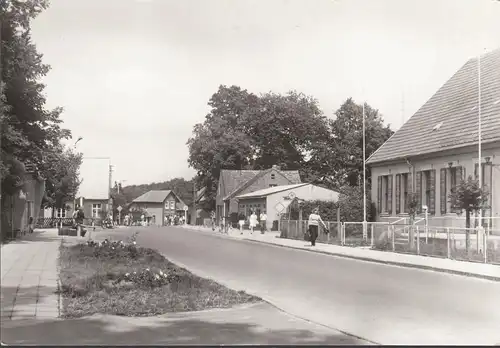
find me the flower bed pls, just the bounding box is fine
[59,232,261,317]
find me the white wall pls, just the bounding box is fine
[77,158,109,200]
[265,184,339,228]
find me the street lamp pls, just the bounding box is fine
[362,100,368,241]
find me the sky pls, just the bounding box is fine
[30,0,500,188]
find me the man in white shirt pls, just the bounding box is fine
[259,211,267,234]
[307,207,327,246]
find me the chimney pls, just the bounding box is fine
[272,165,281,171]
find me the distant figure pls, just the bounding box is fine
[238,214,245,234]
[259,211,267,234]
[249,211,258,234]
[307,207,327,247]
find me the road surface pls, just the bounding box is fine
[100,226,500,345]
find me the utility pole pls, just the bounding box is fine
[192,180,197,225]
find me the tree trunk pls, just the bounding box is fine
[465,209,471,258]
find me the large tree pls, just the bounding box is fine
[1,0,72,196]
[309,98,394,188]
[187,85,330,207]
[40,145,83,214]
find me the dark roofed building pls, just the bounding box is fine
[368,48,500,231]
[130,190,187,226]
[215,165,302,223]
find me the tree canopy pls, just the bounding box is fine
[187,85,331,207]
[187,87,394,208]
[1,0,75,197]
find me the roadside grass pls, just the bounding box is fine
[373,239,500,264]
[58,235,261,318]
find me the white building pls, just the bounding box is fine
[235,183,340,229]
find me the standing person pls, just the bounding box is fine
[249,211,258,234]
[259,211,267,234]
[307,207,327,247]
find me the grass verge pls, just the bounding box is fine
[58,235,261,318]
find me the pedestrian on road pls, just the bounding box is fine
[259,211,267,234]
[307,207,326,246]
[249,211,258,234]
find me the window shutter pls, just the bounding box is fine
[387,175,393,215]
[456,166,464,181]
[406,172,412,213]
[416,171,422,214]
[395,174,401,214]
[377,176,382,214]
[474,163,479,180]
[429,169,436,215]
[440,168,447,215]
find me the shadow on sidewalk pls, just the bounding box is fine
[1,232,61,245]
[1,314,362,345]
[1,286,58,314]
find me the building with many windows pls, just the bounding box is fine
[367,48,500,231]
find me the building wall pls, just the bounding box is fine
[370,142,500,231]
[1,173,45,238]
[43,201,75,218]
[265,184,339,229]
[82,199,109,220]
[228,169,296,215]
[237,184,339,229]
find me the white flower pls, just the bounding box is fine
[133,271,137,274]
[133,241,136,245]
[146,268,150,272]
[155,274,160,280]
[112,247,114,250]
[125,273,130,277]
[159,270,164,276]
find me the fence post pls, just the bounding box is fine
[326,221,330,243]
[341,223,345,246]
[370,224,374,247]
[446,227,451,259]
[391,225,395,251]
[295,220,298,239]
[416,225,420,255]
[484,231,488,264]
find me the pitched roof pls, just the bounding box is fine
[133,190,173,203]
[236,183,309,199]
[220,168,302,201]
[367,48,500,165]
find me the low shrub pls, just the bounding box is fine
[59,232,261,317]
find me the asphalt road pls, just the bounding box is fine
[101,226,500,345]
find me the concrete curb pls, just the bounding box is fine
[242,238,500,282]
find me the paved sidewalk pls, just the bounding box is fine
[1,302,366,345]
[1,230,61,322]
[180,225,500,281]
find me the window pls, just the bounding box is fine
[165,202,169,209]
[397,173,409,214]
[271,174,275,179]
[169,201,175,209]
[417,170,435,214]
[377,174,393,214]
[92,204,102,218]
[269,184,277,187]
[383,176,389,212]
[424,171,431,209]
[57,208,66,218]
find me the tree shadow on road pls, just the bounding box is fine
[1,315,364,345]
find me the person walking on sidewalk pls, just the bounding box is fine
[307,207,326,246]
[249,211,258,234]
[259,211,267,234]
